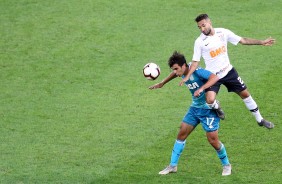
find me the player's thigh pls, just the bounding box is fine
[222,68,247,93]
[182,107,200,127]
[177,122,195,140]
[205,81,221,94]
[181,107,200,139]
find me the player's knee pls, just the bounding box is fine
[176,134,187,141]
[207,136,220,148]
[238,89,250,99]
[205,92,216,104]
[208,138,215,144]
[209,140,220,149]
[177,130,189,140]
[177,128,188,139]
[206,98,214,104]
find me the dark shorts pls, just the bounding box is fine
[206,67,247,93]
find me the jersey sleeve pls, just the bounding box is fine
[192,38,202,62]
[225,28,241,45]
[194,67,212,80]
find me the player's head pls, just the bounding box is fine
[195,14,210,22]
[168,51,187,67]
[168,51,188,77]
[195,14,213,36]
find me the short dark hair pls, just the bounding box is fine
[168,51,187,68]
[195,14,209,22]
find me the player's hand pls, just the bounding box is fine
[179,76,189,86]
[149,82,164,89]
[263,37,275,46]
[194,88,204,97]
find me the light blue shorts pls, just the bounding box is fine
[182,106,220,132]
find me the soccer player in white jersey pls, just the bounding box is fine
[149,51,232,176]
[181,14,275,129]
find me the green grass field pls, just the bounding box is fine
[1,0,281,183]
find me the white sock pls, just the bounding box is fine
[207,100,219,109]
[243,96,263,122]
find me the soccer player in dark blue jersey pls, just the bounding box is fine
[149,51,231,176]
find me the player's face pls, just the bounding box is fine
[197,19,212,36]
[171,64,186,77]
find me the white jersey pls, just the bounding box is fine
[192,28,241,79]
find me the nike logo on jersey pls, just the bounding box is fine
[205,43,209,46]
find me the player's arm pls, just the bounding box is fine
[149,71,177,89]
[180,37,202,86]
[194,72,219,97]
[179,61,199,86]
[239,37,275,46]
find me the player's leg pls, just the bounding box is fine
[159,107,198,175]
[205,90,225,120]
[237,89,274,129]
[159,122,195,175]
[206,131,231,166]
[206,131,231,176]
[171,122,194,165]
[200,109,231,176]
[223,68,274,129]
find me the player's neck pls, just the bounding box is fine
[209,28,215,36]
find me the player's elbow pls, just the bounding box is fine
[210,74,219,82]
[239,37,251,45]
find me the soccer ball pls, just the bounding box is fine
[143,62,161,80]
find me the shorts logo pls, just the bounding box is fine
[209,45,226,58]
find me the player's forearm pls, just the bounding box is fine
[240,37,275,46]
[201,74,219,90]
[161,72,177,85]
[186,61,198,79]
[239,37,264,45]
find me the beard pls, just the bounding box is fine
[203,28,211,36]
